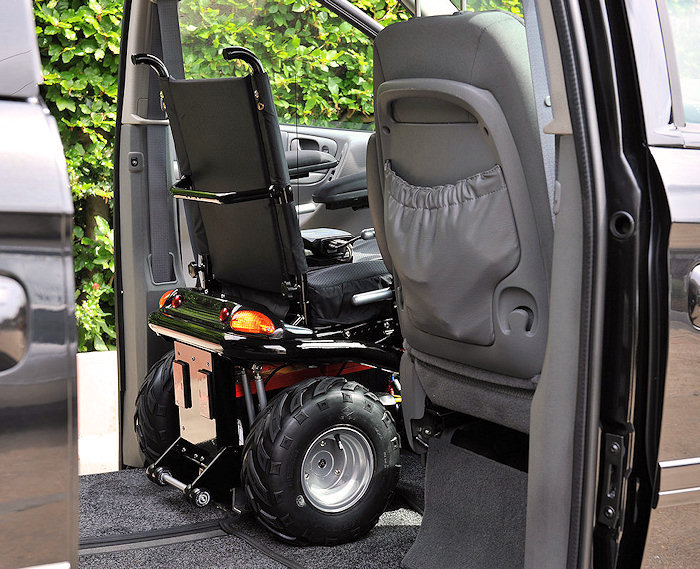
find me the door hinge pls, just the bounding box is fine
[597,433,626,528]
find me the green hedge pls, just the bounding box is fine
[34,0,520,351]
[179,0,409,126]
[35,0,122,351]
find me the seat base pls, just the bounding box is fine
[306,240,389,326]
[404,345,537,434]
[220,237,391,328]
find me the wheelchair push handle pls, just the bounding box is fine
[131,53,169,79]
[222,46,265,74]
[132,48,265,78]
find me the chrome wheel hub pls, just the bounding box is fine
[301,426,374,513]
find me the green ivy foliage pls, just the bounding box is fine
[73,216,116,351]
[179,0,410,126]
[450,0,522,16]
[34,0,521,351]
[35,0,120,201]
[34,0,121,351]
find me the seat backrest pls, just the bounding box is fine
[157,56,307,294]
[367,11,553,380]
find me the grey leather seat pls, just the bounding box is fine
[367,11,553,435]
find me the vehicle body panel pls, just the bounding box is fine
[651,146,700,506]
[626,0,700,506]
[0,4,78,568]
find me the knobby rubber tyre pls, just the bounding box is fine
[241,376,401,545]
[134,350,179,464]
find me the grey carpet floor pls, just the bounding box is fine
[80,468,230,537]
[396,449,425,513]
[401,434,527,569]
[80,535,289,569]
[79,450,426,569]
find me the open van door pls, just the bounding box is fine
[112,0,680,567]
[522,0,676,567]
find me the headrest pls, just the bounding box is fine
[0,1,42,98]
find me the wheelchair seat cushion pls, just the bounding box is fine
[306,239,390,327]
[350,238,384,263]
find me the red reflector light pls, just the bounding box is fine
[159,289,175,308]
[219,307,230,322]
[230,310,276,335]
[171,294,183,308]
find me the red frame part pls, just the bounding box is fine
[234,362,371,397]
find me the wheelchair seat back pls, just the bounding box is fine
[155,52,308,294]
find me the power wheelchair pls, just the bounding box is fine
[131,47,403,544]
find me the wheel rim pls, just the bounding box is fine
[301,426,374,513]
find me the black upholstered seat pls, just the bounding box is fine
[306,239,389,327]
[218,239,388,327]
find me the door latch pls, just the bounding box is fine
[597,433,626,528]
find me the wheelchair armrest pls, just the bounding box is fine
[312,172,369,210]
[351,287,393,306]
[286,150,338,179]
[170,177,269,204]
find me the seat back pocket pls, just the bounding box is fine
[385,162,520,346]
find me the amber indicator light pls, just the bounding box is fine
[230,310,275,335]
[158,289,175,308]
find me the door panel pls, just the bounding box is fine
[116,122,189,468]
[116,0,193,467]
[280,124,374,234]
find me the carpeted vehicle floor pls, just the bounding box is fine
[79,450,425,569]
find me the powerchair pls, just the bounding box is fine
[131,47,403,545]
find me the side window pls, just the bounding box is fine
[447,0,522,15]
[178,0,409,129]
[666,0,700,123]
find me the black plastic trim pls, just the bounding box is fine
[114,0,133,470]
[80,519,225,552]
[315,0,383,39]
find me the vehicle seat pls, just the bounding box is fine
[133,49,390,329]
[367,11,553,434]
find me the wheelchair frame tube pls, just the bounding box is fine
[237,368,256,424]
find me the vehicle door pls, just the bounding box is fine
[624,0,700,560]
[0,2,78,568]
